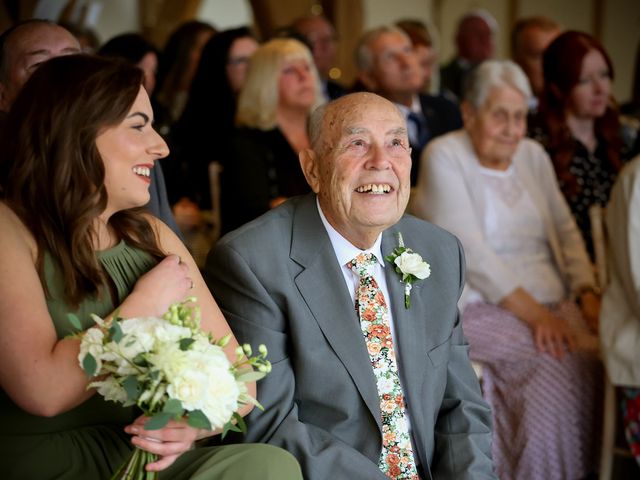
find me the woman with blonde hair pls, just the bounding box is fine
[222,38,323,233]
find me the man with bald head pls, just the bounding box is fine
[206,92,495,479]
[0,19,79,119]
[0,19,181,236]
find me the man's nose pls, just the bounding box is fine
[365,142,392,169]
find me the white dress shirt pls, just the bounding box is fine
[316,199,400,349]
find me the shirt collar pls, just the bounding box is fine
[395,94,422,116]
[316,197,385,267]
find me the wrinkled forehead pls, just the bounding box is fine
[325,96,406,140]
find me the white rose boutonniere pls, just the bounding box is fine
[385,233,431,308]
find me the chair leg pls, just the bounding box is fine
[599,375,616,480]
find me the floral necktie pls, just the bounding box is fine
[347,253,419,479]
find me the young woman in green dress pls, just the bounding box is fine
[0,54,301,480]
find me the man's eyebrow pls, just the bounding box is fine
[126,112,151,124]
[344,127,370,135]
[387,127,408,136]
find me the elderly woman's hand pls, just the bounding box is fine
[124,415,219,472]
[531,313,577,359]
[578,290,600,334]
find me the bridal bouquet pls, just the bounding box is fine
[69,298,270,480]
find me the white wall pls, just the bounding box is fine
[196,0,253,29]
[362,0,432,30]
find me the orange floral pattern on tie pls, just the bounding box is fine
[347,253,419,479]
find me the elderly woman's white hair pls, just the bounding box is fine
[236,37,323,131]
[463,59,532,108]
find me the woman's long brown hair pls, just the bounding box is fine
[0,55,165,307]
[538,30,622,197]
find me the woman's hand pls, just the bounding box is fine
[499,287,578,359]
[124,415,219,472]
[124,255,193,318]
[578,290,601,334]
[531,313,576,359]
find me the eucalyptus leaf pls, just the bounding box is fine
[179,338,195,351]
[144,412,172,430]
[232,412,247,434]
[67,313,82,331]
[82,353,97,376]
[108,321,123,343]
[122,375,140,401]
[162,398,183,416]
[221,420,242,439]
[187,409,212,430]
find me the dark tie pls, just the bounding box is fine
[347,253,419,479]
[407,111,429,152]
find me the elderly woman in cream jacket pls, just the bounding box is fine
[411,60,602,480]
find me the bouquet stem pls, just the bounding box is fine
[111,447,158,480]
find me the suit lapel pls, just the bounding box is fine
[382,226,432,465]
[291,195,382,428]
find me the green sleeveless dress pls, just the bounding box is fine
[0,241,301,479]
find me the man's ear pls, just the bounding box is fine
[299,148,320,193]
[357,70,378,92]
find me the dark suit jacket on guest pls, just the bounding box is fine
[439,58,471,102]
[205,193,495,480]
[410,94,463,185]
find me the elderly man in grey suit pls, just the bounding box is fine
[205,92,495,479]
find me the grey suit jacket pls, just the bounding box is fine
[205,193,495,479]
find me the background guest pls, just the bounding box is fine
[0,53,301,479]
[510,16,561,107]
[440,9,497,101]
[412,60,601,480]
[0,19,79,125]
[222,38,321,233]
[396,19,438,94]
[169,27,258,213]
[98,33,159,95]
[356,26,461,185]
[154,20,216,135]
[532,31,625,260]
[291,14,345,101]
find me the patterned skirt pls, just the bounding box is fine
[462,300,602,480]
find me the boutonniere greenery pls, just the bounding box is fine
[385,233,431,308]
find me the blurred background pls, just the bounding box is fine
[1,0,638,103]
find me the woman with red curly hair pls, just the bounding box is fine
[532,30,624,260]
